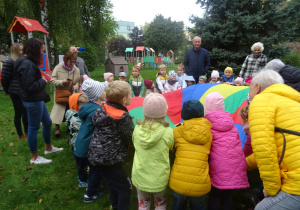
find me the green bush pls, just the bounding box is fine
[79,44,98,71]
[280,52,300,69]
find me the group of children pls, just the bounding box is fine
[99,64,252,100]
[65,75,251,209]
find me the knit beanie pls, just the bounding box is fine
[235,77,244,84]
[181,99,204,120]
[143,93,168,119]
[204,92,224,114]
[185,75,195,82]
[224,67,233,73]
[245,77,252,84]
[211,70,219,78]
[82,79,105,101]
[199,75,207,82]
[69,93,83,111]
[119,72,127,77]
[104,72,113,81]
[168,70,176,78]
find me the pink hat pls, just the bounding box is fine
[143,93,168,118]
[235,77,244,84]
[204,92,224,114]
[245,77,253,84]
[104,72,113,81]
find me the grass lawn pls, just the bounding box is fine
[0,65,261,209]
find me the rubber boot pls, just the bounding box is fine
[55,124,61,137]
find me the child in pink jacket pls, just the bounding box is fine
[204,92,249,210]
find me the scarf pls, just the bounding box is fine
[167,80,177,85]
[106,101,128,112]
[62,62,74,71]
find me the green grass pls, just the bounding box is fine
[0,65,260,209]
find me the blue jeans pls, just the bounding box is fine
[23,101,52,153]
[255,190,300,210]
[173,191,206,210]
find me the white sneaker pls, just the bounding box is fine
[30,156,52,165]
[44,145,64,155]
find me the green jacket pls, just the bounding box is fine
[128,74,146,97]
[131,122,174,192]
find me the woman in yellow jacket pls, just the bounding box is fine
[247,69,300,209]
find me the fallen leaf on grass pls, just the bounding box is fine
[9,143,13,147]
[0,150,3,154]
[26,168,32,172]
[32,189,37,192]
[12,152,18,156]
[67,170,71,174]
[60,200,66,205]
[14,206,18,210]
[39,199,43,204]
[9,190,12,192]
[22,177,29,182]
[0,175,4,179]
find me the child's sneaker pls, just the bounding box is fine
[30,156,52,165]
[83,192,103,203]
[78,180,88,188]
[44,145,64,155]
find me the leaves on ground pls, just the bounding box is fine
[60,200,66,204]
[0,175,4,179]
[26,168,32,172]
[9,143,13,147]
[39,199,43,204]
[22,177,29,182]
[12,152,18,156]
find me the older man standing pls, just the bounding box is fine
[184,36,210,83]
[69,46,90,77]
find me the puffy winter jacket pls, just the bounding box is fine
[246,84,300,196]
[73,102,99,157]
[88,101,134,166]
[205,110,249,189]
[279,65,300,92]
[14,55,49,102]
[132,122,174,192]
[169,117,212,197]
[1,59,20,95]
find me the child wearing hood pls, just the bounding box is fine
[131,93,174,209]
[185,76,196,87]
[164,70,181,93]
[221,67,234,84]
[129,65,146,97]
[103,72,114,87]
[169,100,213,210]
[204,92,249,210]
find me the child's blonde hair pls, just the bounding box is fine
[132,65,140,71]
[78,95,89,105]
[158,64,166,70]
[106,81,131,104]
[137,117,169,129]
[177,64,185,72]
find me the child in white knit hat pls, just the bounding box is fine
[209,70,222,83]
[103,72,114,87]
[164,70,182,93]
[131,93,174,209]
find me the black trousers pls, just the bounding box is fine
[208,186,233,210]
[10,94,28,136]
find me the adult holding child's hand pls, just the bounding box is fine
[15,38,63,165]
[50,51,80,137]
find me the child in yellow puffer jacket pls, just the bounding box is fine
[169,99,213,210]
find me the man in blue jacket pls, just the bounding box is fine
[184,36,210,83]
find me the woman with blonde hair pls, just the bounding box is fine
[1,43,28,140]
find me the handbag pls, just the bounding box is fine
[55,71,75,103]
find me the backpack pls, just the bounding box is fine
[65,109,82,147]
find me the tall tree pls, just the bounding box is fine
[107,35,132,56]
[190,0,300,74]
[128,27,145,49]
[143,15,185,54]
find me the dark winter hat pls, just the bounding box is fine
[181,99,204,120]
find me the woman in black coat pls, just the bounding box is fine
[1,43,28,140]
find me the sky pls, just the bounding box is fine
[109,0,205,28]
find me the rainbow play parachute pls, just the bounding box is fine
[126,83,249,147]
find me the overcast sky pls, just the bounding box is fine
[109,0,205,28]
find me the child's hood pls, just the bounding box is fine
[65,109,77,122]
[135,122,167,149]
[78,102,99,121]
[205,110,234,132]
[176,117,212,145]
[69,93,83,111]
